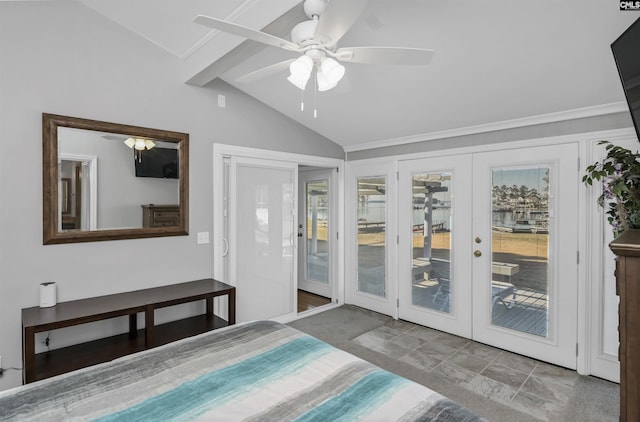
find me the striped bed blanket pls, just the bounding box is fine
[0,321,486,421]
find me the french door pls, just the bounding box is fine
[397,143,579,367]
[398,154,473,338]
[229,157,298,323]
[298,169,333,299]
[347,161,397,316]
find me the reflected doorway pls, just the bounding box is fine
[59,154,97,231]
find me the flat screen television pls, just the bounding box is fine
[611,17,640,142]
[134,147,179,179]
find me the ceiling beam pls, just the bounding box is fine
[184,3,305,87]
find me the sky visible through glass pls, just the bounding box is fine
[492,167,548,190]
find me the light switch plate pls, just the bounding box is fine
[197,232,210,244]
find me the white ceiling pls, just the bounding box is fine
[79,0,638,151]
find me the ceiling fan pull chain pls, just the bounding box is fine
[300,89,304,111]
[314,71,318,119]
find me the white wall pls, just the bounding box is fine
[0,1,343,390]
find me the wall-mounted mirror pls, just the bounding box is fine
[43,113,189,244]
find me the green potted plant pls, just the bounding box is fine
[583,141,640,237]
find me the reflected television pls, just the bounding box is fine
[134,147,179,179]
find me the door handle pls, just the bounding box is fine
[222,237,229,257]
[474,250,482,257]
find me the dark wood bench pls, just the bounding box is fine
[22,278,235,383]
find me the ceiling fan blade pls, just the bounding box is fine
[314,0,368,47]
[194,15,301,52]
[235,59,296,83]
[335,46,435,65]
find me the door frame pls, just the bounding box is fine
[213,144,344,323]
[582,130,638,382]
[298,168,335,299]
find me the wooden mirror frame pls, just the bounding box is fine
[43,113,189,244]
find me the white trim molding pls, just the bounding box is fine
[344,102,630,152]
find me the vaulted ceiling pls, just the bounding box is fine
[78,0,638,151]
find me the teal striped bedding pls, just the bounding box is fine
[0,321,486,421]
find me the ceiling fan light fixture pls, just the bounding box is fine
[289,55,313,79]
[320,57,345,85]
[287,72,310,90]
[316,68,337,92]
[124,137,156,151]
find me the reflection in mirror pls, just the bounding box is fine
[43,114,189,244]
[59,152,97,231]
[58,128,179,231]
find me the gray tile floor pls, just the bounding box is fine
[352,318,617,421]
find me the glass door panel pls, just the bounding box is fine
[490,167,550,337]
[298,168,332,300]
[348,161,396,317]
[306,180,329,283]
[411,172,453,313]
[357,177,387,297]
[398,155,473,338]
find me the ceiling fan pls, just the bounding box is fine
[193,0,434,93]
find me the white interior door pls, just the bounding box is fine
[472,144,579,368]
[398,154,473,338]
[395,144,579,368]
[229,157,298,323]
[298,169,333,298]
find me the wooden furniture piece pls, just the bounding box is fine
[609,229,640,422]
[142,204,180,228]
[22,279,235,384]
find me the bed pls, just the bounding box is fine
[0,321,486,421]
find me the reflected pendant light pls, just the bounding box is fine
[124,138,156,162]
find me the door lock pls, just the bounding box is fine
[475,237,482,244]
[474,250,482,257]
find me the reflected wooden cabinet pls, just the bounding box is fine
[609,229,640,422]
[142,204,180,228]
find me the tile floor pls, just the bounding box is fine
[352,318,617,421]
